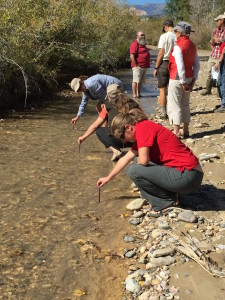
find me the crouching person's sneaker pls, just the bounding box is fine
[111,150,123,162]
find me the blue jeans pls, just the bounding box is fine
[218,59,225,108]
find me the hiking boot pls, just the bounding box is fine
[214,106,225,113]
[200,79,212,96]
[200,89,211,96]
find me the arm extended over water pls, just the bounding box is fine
[97,149,137,187]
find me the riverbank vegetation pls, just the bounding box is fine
[0,0,138,109]
[1,0,225,110]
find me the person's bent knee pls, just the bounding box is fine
[128,164,142,180]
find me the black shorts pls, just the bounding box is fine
[157,60,169,88]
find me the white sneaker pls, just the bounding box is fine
[111,150,122,161]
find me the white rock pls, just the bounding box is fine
[146,256,175,269]
[178,210,198,223]
[126,278,141,293]
[151,229,165,238]
[126,198,146,211]
[152,247,174,258]
[138,291,151,300]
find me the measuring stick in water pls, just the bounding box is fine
[98,186,101,203]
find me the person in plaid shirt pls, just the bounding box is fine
[200,14,225,95]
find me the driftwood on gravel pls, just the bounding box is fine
[167,231,225,278]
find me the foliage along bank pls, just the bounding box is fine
[0,0,139,109]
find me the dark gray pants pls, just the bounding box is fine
[96,127,132,150]
[128,160,203,211]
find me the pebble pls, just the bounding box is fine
[123,235,135,243]
[129,217,141,225]
[216,244,225,250]
[125,278,141,293]
[126,198,146,211]
[152,247,174,258]
[146,256,175,269]
[125,269,146,283]
[151,229,165,238]
[158,222,171,230]
[125,249,136,258]
[220,223,225,228]
[133,211,145,218]
[178,210,198,223]
[199,153,220,161]
[138,291,151,300]
[185,138,195,144]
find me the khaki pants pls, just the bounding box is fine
[206,56,220,80]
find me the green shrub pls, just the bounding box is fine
[0,0,139,107]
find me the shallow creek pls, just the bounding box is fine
[0,65,158,299]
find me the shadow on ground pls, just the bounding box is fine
[179,184,225,211]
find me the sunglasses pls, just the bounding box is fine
[140,34,145,37]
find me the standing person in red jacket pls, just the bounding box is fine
[130,31,151,98]
[167,22,200,138]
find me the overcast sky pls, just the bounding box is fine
[127,0,165,4]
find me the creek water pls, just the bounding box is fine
[0,61,159,299]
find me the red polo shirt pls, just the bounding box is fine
[130,40,150,68]
[132,120,199,172]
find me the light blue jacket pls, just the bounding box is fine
[77,74,122,116]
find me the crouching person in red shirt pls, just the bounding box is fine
[97,108,203,216]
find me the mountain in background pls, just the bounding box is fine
[129,3,166,17]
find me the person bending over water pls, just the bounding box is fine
[78,85,140,161]
[97,108,203,216]
[70,74,122,126]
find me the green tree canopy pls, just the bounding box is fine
[165,0,191,22]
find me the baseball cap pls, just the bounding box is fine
[214,14,225,21]
[107,84,123,103]
[173,21,194,35]
[70,78,81,92]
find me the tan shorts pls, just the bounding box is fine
[132,66,147,84]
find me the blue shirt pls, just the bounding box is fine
[77,74,122,116]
